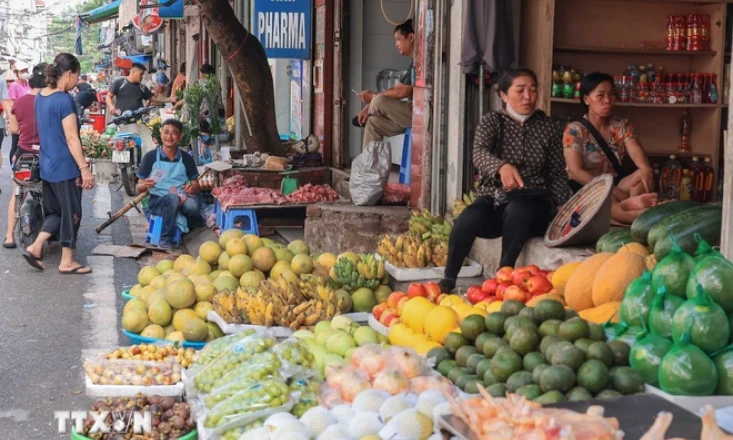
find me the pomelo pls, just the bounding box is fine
[155,259,174,274]
[198,241,222,264]
[124,298,148,314]
[228,254,254,278]
[287,240,311,256]
[338,252,360,266]
[351,288,376,313]
[274,248,295,263]
[314,320,332,336]
[141,324,165,339]
[145,289,166,307]
[252,247,277,273]
[335,289,352,313]
[269,261,292,281]
[374,285,392,304]
[291,254,314,275]
[172,309,198,331]
[165,279,196,309]
[280,269,299,284]
[225,238,248,257]
[173,254,196,272]
[138,286,157,304]
[219,229,244,249]
[327,333,357,356]
[208,322,224,338]
[166,331,185,342]
[165,273,187,286]
[293,329,315,340]
[138,266,160,286]
[148,300,173,326]
[195,301,213,320]
[188,260,212,276]
[149,275,168,290]
[122,309,149,333]
[316,329,338,346]
[129,284,142,297]
[243,234,264,253]
[354,326,380,346]
[316,253,338,271]
[240,270,265,288]
[218,252,230,270]
[195,283,217,303]
[182,318,208,342]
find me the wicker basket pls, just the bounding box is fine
[544,174,613,248]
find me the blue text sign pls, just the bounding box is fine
[254,0,312,59]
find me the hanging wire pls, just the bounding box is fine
[380,0,413,26]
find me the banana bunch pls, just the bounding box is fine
[452,191,476,217]
[377,233,434,269]
[409,209,443,240]
[213,291,244,324]
[431,241,449,267]
[355,254,385,290]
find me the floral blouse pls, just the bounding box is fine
[472,110,570,206]
[562,116,636,178]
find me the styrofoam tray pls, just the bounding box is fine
[344,312,370,323]
[85,376,184,397]
[207,310,294,338]
[382,256,483,281]
[644,384,733,415]
[368,314,389,337]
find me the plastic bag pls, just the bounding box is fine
[651,239,696,298]
[629,320,673,386]
[670,284,730,354]
[203,352,283,408]
[188,332,275,395]
[712,345,733,395]
[648,283,684,339]
[694,234,723,261]
[83,357,183,386]
[193,330,257,368]
[349,141,391,206]
[381,183,411,204]
[658,318,718,396]
[288,375,321,417]
[272,337,317,377]
[687,254,733,314]
[202,377,292,431]
[615,325,644,348]
[620,271,654,327]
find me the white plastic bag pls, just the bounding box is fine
[349,141,391,205]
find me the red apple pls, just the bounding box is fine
[481,278,499,295]
[545,271,555,281]
[536,270,549,277]
[525,264,541,276]
[504,285,528,302]
[407,283,428,299]
[425,281,441,297]
[435,293,448,304]
[512,269,532,287]
[396,297,409,315]
[387,292,405,309]
[495,282,512,300]
[496,266,514,284]
[372,303,389,320]
[466,285,484,304]
[526,275,553,295]
[383,314,401,327]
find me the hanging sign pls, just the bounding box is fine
[254,0,312,59]
[133,0,163,34]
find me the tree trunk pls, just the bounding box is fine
[193,0,284,154]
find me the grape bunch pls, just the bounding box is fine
[203,378,291,429]
[274,338,315,369]
[288,376,320,417]
[210,351,281,391]
[193,335,275,393]
[220,419,264,440]
[193,330,256,368]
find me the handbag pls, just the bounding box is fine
[579,118,628,186]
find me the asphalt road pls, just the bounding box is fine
[0,135,142,439]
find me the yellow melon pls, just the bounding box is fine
[618,242,651,258]
[564,253,614,311]
[579,301,622,324]
[591,251,646,306]
[527,293,566,307]
[551,261,582,297]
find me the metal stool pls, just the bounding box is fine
[221,208,259,235]
[146,215,182,246]
[398,128,412,184]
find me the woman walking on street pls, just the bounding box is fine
[22,53,94,274]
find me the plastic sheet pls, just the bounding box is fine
[349,141,391,206]
[619,271,654,328]
[202,351,283,409]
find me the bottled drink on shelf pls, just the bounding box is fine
[692,74,703,104]
[666,16,675,51]
[708,74,719,104]
[679,170,692,200]
[690,156,705,201]
[660,155,682,200]
[702,157,715,202]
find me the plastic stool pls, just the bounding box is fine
[398,128,412,184]
[214,200,224,226]
[146,215,182,246]
[222,208,259,235]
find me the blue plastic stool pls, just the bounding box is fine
[222,208,259,235]
[146,215,182,246]
[214,200,224,226]
[398,128,412,184]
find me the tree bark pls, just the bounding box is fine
[192,0,284,154]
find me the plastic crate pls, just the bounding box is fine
[121,289,133,301]
[72,427,196,439]
[122,329,206,349]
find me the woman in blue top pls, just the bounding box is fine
[22,53,94,274]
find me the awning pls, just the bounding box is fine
[80,0,122,24]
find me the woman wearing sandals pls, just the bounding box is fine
[22,53,95,274]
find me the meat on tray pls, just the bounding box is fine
[213,183,340,210]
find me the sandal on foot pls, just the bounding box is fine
[22,249,44,270]
[2,241,17,249]
[59,266,92,275]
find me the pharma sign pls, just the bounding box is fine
[254,0,312,59]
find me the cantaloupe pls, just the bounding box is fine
[527,293,566,307]
[591,252,646,306]
[564,253,614,311]
[551,261,582,297]
[578,301,621,324]
[618,242,651,258]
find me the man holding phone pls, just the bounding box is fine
[136,118,202,249]
[354,19,415,149]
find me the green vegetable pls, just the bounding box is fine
[620,271,654,327]
[648,284,684,338]
[596,228,632,253]
[670,285,730,354]
[651,240,696,298]
[658,319,718,396]
[687,254,733,314]
[652,204,723,260]
[631,201,701,245]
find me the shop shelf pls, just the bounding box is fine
[554,45,716,57]
[550,97,720,108]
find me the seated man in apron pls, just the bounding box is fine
[136,118,202,249]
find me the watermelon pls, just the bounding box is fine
[652,205,722,260]
[596,228,633,253]
[631,201,700,245]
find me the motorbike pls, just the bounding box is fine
[107,107,157,196]
[13,153,44,250]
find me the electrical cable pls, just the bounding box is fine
[380,0,413,26]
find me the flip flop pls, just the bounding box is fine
[2,241,17,249]
[22,249,44,270]
[59,266,92,275]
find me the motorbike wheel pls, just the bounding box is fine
[121,166,138,197]
[16,200,42,252]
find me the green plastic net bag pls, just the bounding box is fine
[648,283,684,339]
[620,271,654,328]
[686,254,733,314]
[693,234,723,261]
[658,318,718,396]
[629,320,673,386]
[651,239,696,299]
[712,345,733,395]
[671,285,730,354]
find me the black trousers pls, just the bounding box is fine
[8,134,19,165]
[41,178,83,249]
[444,196,554,280]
